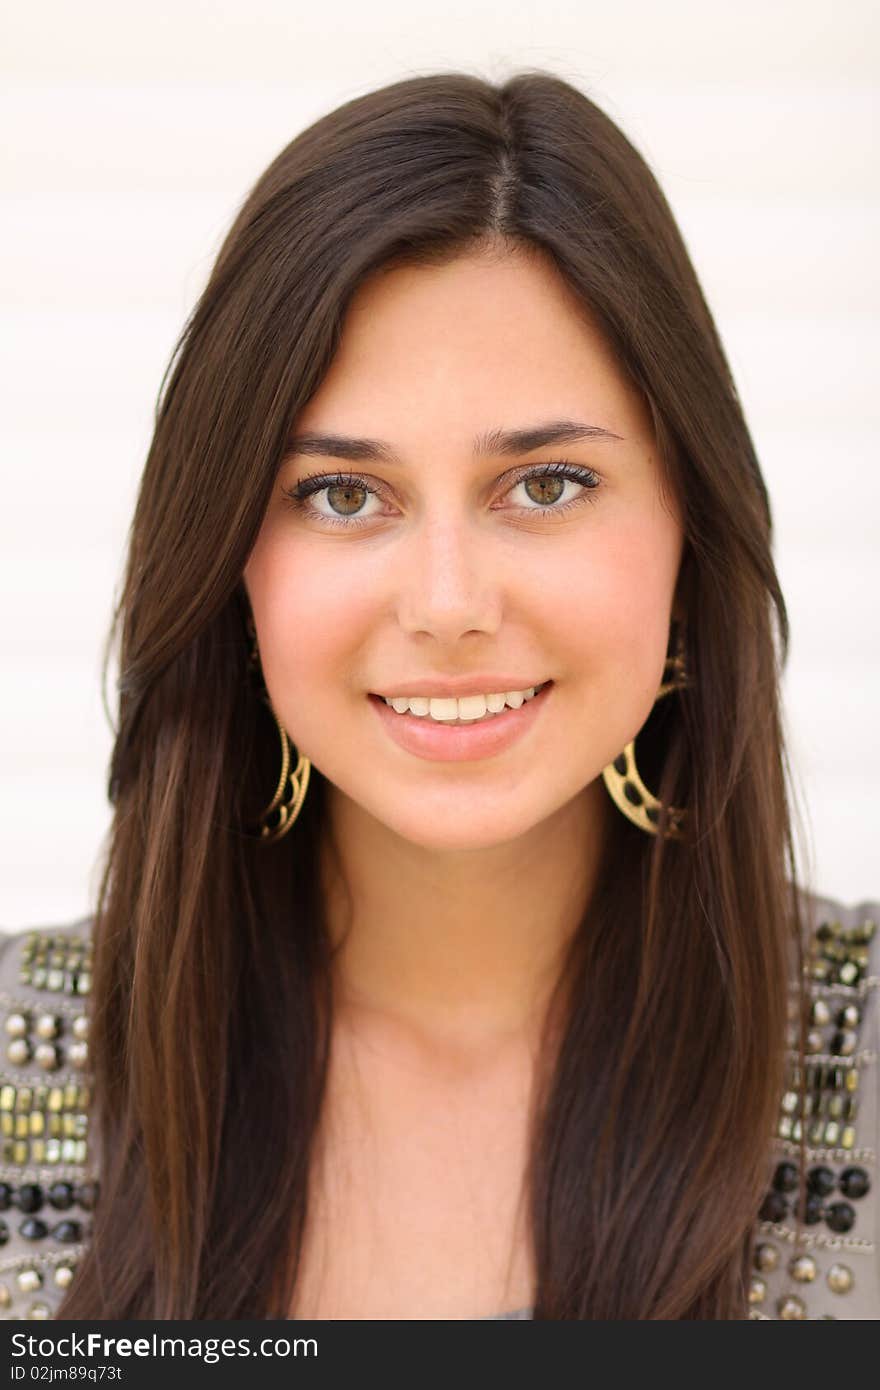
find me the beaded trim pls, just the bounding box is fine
[757,1222,874,1253]
[752,912,878,1319]
[0,928,95,1320]
[774,1139,875,1165]
[0,1245,88,1274]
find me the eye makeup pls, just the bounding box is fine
[280,459,602,530]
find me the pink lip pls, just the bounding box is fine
[373,675,550,699]
[367,682,554,762]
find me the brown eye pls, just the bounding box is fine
[522,475,566,506]
[507,461,602,515]
[324,481,369,517]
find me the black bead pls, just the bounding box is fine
[807,1165,836,1197]
[0,1219,8,1245]
[18,1217,49,1240]
[73,1181,99,1210]
[51,1220,82,1244]
[839,1166,870,1200]
[772,1162,800,1193]
[47,1181,75,1210]
[803,1193,825,1225]
[825,1201,856,1233]
[613,754,627,776]
[14,1183,44,1213]
[0,1183,12,1211]
[759,1191,788,1222]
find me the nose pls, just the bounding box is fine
[395,511,503,643]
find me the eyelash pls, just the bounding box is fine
[280,460,602,530]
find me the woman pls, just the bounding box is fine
[0,70,876,1322]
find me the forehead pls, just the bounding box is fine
[295,247,653,445]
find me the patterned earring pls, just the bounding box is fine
[600,625,690,840]
[245,614,311,843]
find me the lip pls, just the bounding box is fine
[372,675,550,700]
[367,681,554,763]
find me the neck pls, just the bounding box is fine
[319,778,609,1059]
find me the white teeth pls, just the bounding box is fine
[384,683,545,722]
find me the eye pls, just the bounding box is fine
[280,460,602,529]
[506,461,602,515]
[283,472,382,527]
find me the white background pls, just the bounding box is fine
[1,1,878,929]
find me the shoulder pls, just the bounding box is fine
[0,917,96,1320]
[751,886,880,1320]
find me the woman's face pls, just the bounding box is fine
[244,246,685,852]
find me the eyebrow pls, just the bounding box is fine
[284,419,624,465]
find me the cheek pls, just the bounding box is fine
[551,506,682,737]
[245,530,376,708]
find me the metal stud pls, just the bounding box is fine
[16,1268,42,1292]
[748,1276,766,1304]
[35,1014,60,1040]
[72,1014,89,1040]
[34,1042,60,1072]
[789,1254,818,1283]
[754,1242,780,1273]
[53,1264,75,1288]
[67,1041,89,1070]
[4,1013,28,1038]
[776,1293,807,1319]
[7,1039,31,1065]
[810,999,831,1026]
[827,1263,854,1294]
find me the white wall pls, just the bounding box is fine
[2,0,878,928]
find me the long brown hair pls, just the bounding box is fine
[60,69,813,1319]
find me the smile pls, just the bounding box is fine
[367,680,555,763]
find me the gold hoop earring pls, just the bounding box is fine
[601,629,690,841]
[245,615,311,844]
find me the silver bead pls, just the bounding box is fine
[789,1254,817,1283]
[34,1042,60,1071]
[4,1012,28,1038]
[7,1038,31,1065]
[16,1269,42,1293]
[827,1263,854,1294]
[748,1276,766,1304]
[67,1040,89,1069]
[35,1013,60,1039]
[835,1030,858,1057]
[72,1014,89,1040]
[776,1293,807,1319]
[754,1242,780,1273]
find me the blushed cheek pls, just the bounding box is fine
[244,532,377,725]
[549,511,683,741]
